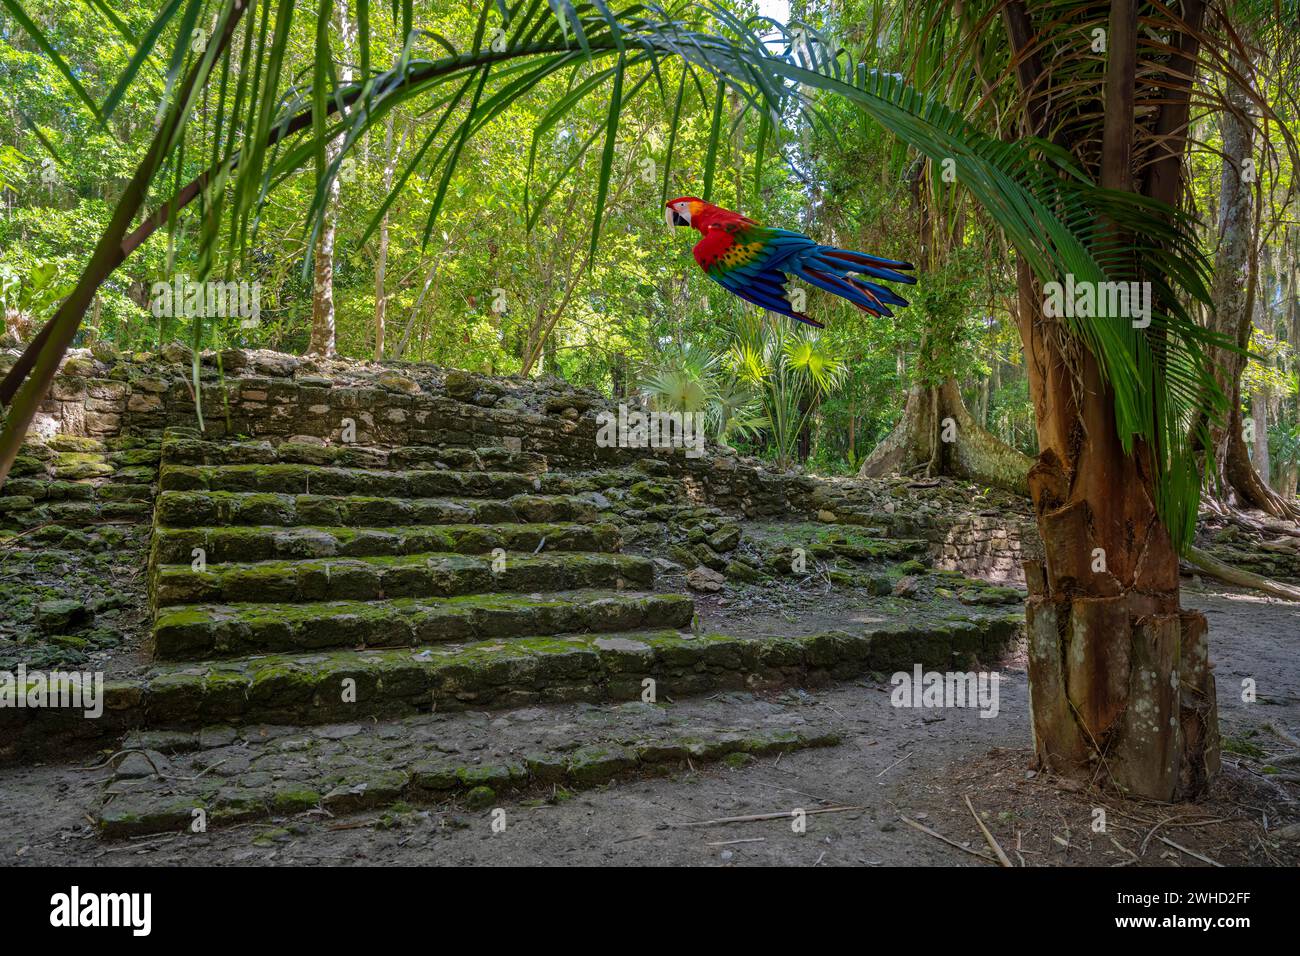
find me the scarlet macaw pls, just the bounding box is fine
[666,197,915,328]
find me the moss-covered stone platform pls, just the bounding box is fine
[0,349,1038,849]
[1,422,1029,767]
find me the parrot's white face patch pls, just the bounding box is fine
[666,202,691,227]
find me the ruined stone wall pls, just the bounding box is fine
[1,346,1037,579]
[6,346,801,515]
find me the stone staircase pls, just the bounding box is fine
[0,350,1034,839]
[5,428,1025,837]
[142,432,703,719]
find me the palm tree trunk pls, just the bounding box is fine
[1012,0,1218,800]
[1018,264,1219,800]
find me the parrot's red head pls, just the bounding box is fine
[664,197,704,229]
[665,197,750,232]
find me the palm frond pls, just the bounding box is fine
[0,1,1235,547]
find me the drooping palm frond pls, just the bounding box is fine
[0,0,1234,551]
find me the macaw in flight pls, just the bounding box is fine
[666,197,915,328]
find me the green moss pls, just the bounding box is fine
[455,763,524,787]
[252,827,292,846]
[271,787,322,812]
[1222,736,1267,759]
[49,435,105,453]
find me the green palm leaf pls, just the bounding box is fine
[0,1,1231,548]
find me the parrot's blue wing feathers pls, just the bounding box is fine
[709,267,823,328]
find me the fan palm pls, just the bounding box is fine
[708,375,767,450]
[636,341,766,448]
[728,313,845,468]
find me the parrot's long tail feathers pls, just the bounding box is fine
[820,248,917,285]
[845,274,910,307]
[797,266,900,318]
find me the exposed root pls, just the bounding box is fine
[1185,545,1300,602]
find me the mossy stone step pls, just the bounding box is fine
[96,705,841,838]
[163,438,547,474]
[152,551,656,606]
[745,522,930,563]
[2,610,1022,759]
[153,590,695,659]
[151,521,620,564]
[0,500,152,528]
[155,489,598,528]
[137,613,1023,728]
[159,463,541,498]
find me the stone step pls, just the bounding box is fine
[155,489,599,528]
[151,521,621,564]
[1,611,1023,761]
[152,551,656,606]
[137,612,1023,729]
[153,590,695,659]
[159,463,543,499]
[163,437,547,474]
[96,700,842,837]
[0,499,152,528]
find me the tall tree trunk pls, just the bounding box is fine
[1012,0,1218,801]
[1205,62,1255,496]
[310,180,340,357]
[1202,65,1299,518]
[373,114,401,361]
[1284,239,1300,498]
[308,0,356,357]
[977,364,990,425]
[1251,271,1272,484]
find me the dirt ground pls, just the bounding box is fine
[1,581,1296,867]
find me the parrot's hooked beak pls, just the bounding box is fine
[665,202,691,228]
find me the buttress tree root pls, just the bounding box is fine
[858,378,1032,495]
